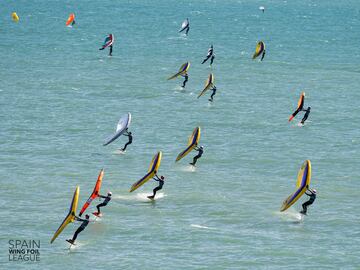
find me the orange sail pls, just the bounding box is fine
[289,92,305,122]
[79,169,104,216]
[66,13,75,26]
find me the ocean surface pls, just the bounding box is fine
[1,0,360,269]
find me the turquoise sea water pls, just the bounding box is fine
[1,0,360,269]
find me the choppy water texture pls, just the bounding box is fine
[1,0,360,269]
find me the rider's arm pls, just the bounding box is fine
[75,216,85,222]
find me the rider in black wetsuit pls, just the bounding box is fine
[96,192,112,214]
[202,45,215,65]
[99,34,113,56]
[147,175,165,199]
[185,22,190,35]
[121,130,133,151]
[67,214,90,244]
[182,73,189,88]
[190,146,204,166]
[208,86,217,102]
[179,18,190,35]
[300,187,316,215]
[261,49,266,61]
[301,107,311,124]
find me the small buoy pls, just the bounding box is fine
[12,12,19,22]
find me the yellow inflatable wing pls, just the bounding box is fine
[197,73,214,98]
[12,12,19,22]
[176,127,201,162]
[280,160,312,212]
[252,41,265,59]
[130,151,162,192]
[167,62,190,80]
[50,186,80,243]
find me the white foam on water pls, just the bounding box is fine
[190,224,212,229]
[115,192,166,202]
[176,164,196,172]
[67,241,86,252]
[277,208,304,223]
[174,86,186,91]
[113,149,126,155]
